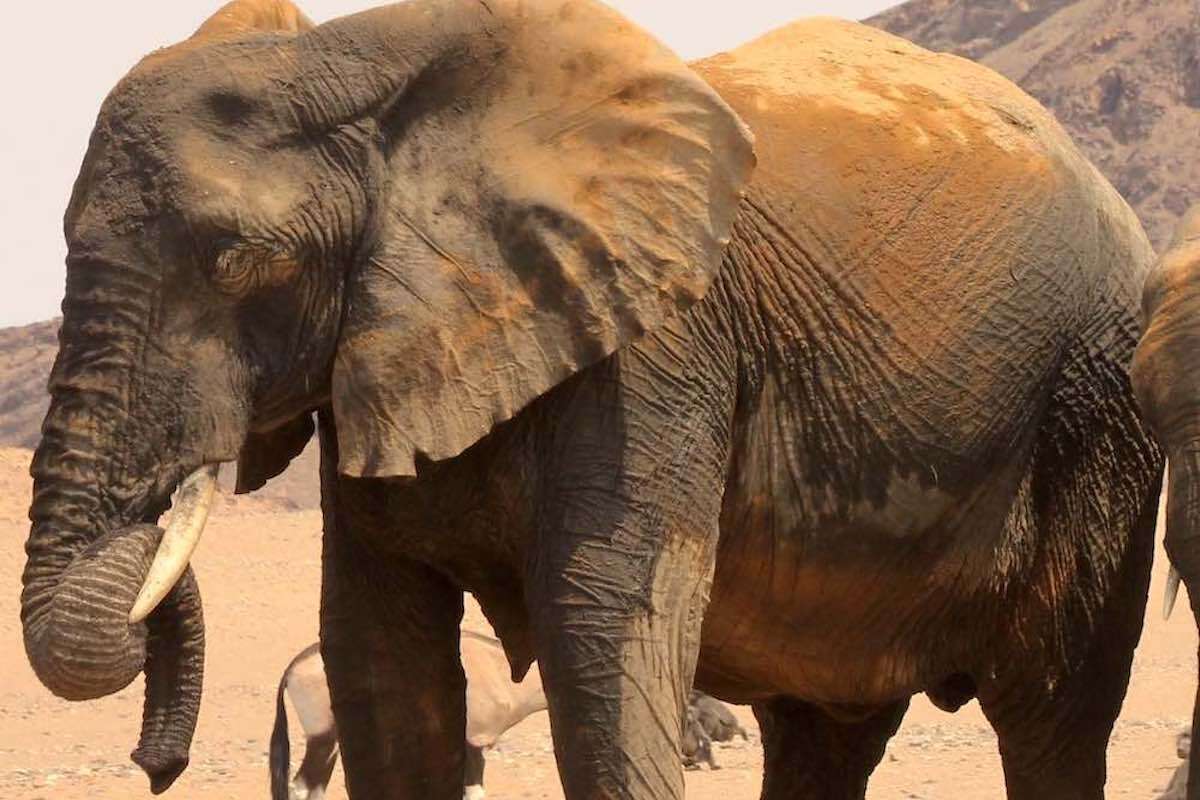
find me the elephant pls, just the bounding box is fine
[18,0,1165,798]
[689,690,748,743]
[1133,205,1200,800]
[680,705,718,771]
[270,631,548,800]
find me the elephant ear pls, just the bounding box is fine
[192,0,314,39]
[235,414,315,495]
[329,0,756,477]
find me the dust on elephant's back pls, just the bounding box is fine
[694,18,1149,472]
[693,19,1155,704]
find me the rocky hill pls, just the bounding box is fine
[870,0,1200,249]
[0,319,57,449]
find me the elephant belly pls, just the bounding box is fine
[697,374,1038,706]
[698,509,1009,706]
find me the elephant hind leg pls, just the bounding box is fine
[977,627,1132,800]
[976,575,1153,799]
[977,455,1162,799]
[753,696,908,800]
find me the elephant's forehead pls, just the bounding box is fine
[1144,210,1200,308]
[1170,205,1200,247]
[695,17,1057,160]
[1149,240,1200,305]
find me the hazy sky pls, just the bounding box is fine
[0,0,894,327]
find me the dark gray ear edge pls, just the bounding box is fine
[235,413,315,494]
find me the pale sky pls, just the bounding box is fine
[0,0,894,327]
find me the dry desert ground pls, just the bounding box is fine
[0,446,1194,799]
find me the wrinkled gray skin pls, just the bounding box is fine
[22,0,1165,798]
[1133,205,1200,800]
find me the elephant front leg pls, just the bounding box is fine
[531,512,719,800]
[321,529,466,798]
[754,697,909,799]
[527,359,732,799]
[318,418,467,798]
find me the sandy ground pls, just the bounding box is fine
[0,446,1194,799]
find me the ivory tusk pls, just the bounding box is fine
[129,464,220,624]
[1164,565,1183,622]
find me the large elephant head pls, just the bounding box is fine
[23,0,754,791]
[1131,204,1200,796]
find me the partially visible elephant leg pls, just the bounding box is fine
[463,745,486,800]
[317,412,467,799]
[976,469,1160,800]
[527,341,734,800]
[978,631,1133,800]
[753,696,908,799]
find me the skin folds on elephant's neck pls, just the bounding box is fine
[329,405,542,665]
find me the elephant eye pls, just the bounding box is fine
[213,243,298,295]
[206,90,257,127]
[213,246,259,294]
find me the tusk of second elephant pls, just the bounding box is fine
[1164,565,1183,621]
[129,464,220,624]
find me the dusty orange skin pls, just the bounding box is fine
[194,0,314,37]
[683,19,1154,707]
[22,3,1162,798]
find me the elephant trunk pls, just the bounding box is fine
[21,350,206,793]
[1131,206,1200,800]
[134,557,204,793]
[23,521,205,793]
